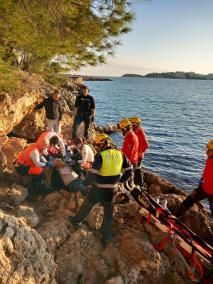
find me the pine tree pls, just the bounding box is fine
[0,0,135,76]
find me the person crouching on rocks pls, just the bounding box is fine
[14,138,55,195]
[68,137,94,178]
[51,159,88,196]
[37,130,66,159]
[175,139,213,218]
[69,134,133,245]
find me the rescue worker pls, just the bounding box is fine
[72,85,95,140]
[35,90,63,133]
[37,131,66,158]
[69,137,94,177]
[69,134,132,244]
[118,118,139,166]
[15,138,54,195]
[129,116,149,186]
[175,139,213,217]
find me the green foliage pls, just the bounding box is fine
[0,0,135,74]
[0,58,20,92]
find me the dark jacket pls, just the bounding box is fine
[35,97,63,120]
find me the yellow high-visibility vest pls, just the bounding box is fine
[98,149,123,177]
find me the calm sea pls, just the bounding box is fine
[86,77,213,192]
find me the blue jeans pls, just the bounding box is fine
[72,113,91,139]
[72,187,114,241]
[67,178,88,196]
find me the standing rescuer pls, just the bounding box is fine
[129,116,149,186]
[175,139,213,217]
[69,133,132,244]
[35,90,63,133]
[72,85,95,140]
[118,117,139,166]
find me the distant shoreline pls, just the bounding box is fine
[122,72,213,80]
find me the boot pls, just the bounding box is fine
[174,195,196,217]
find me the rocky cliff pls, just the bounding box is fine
[0,71,212,284]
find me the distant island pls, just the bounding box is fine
[82,76,112,81]
[122,72,213,80]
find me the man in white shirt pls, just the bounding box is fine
[68,137,94,177]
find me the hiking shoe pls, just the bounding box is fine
[69,216,81,229]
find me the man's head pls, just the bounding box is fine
[75,137,84,149]
[207,139,213,158]
[52,90,61,101]
[81,85,89,96]
[94,133,112,151]
[129,116,141,130]
[50,135,59,147]
[118,118,132,136]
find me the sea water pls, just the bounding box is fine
[86,77,213,192]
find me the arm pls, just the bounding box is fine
[78,145,88,164]
[90,97,95,117]
[57,135,66,157]
[30,149,47,167]
[73,107,77,117]
[140,129,149,153]
[120,154,133,182]
[34,99,45,110]
[84,153,102,186]
[73,96,80,116]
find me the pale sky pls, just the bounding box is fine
[79,0,213,76]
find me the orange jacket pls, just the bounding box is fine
[37,131,49,144]
[135,127,149,159]
[16,143,43,167]
[202,158,213,195]
[122,130,138,165]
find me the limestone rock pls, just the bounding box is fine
[13,205,39,228]
[12,110,46,140]
[144,171,184,195]
[2,137,27,169]
[87,205,104,230]
[105,276,124,284]
[0,184,28,208]
[0,71,46,136]
[0,211,56,283]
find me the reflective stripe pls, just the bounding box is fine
[122,166,133,172]
[94,182,117,189]
[99,149,123,176]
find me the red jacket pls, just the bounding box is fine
[135,127,149,159]
[202,157,213,195]
[122,130,138,165]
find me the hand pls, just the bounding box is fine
[46,160,55,168]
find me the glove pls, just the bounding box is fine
[46,160,54,168]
